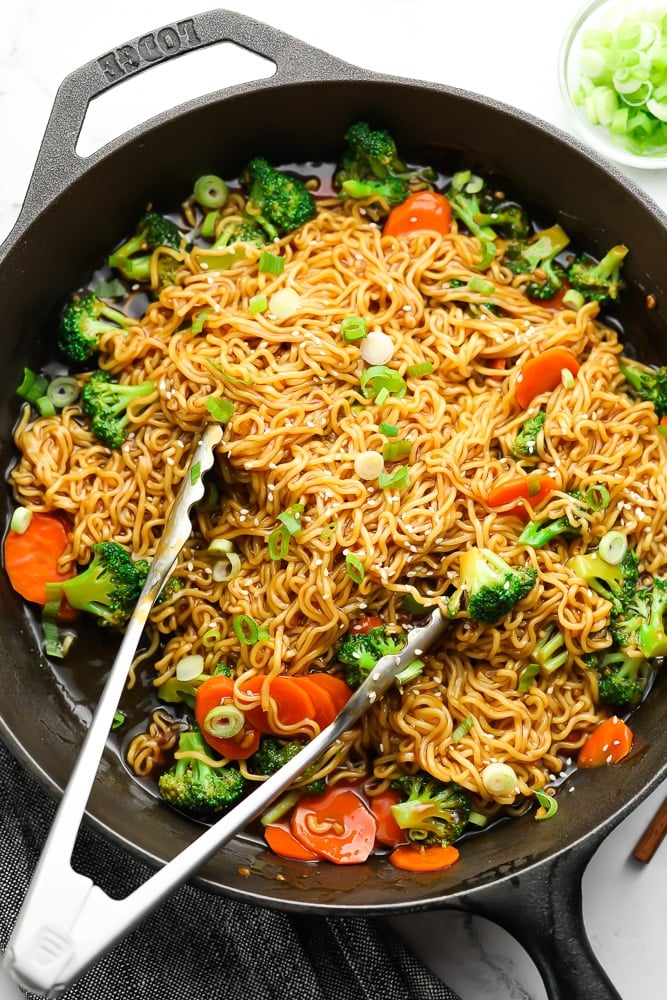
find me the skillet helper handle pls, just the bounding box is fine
[14,8,355,229]
[459,832,622,1000]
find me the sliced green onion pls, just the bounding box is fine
[208,537,234,555]
[451,715,475,742]
[341,315,368,342]
[41,618,69,659]
[268,525,290,560]
[260,790,304,826]
[206,358,253,385]
[528,474,543,497]
[562,288,585,309]
[382,439,412,461]
[467,810,489,828]
[321,520,337,540]
[534,788,559,821]
[360,365,407,402]
[212,552,241,582]
[354,450,385,481]
[192,309,210,335]
[345,552,366,584]
[394,657,425,687]
[176,654,205,681]
[401,592,430,616]
[46,376,80,408]
[599,530,628,565]
[378,465,410,490]
[249,293,268,315]
[468,276,495,295]
[406,361,435,377]
[518,661,540,693]
[232,613,265,645]
[204,703,245,739]
[481,762,517,797]
[360,330,395,366]
[258,251,285,276]
[200,210,220,239]
[206,396,234,423]
[584,484,610,511]
[379,421,399,437]
[277,503,305,535]
[269,287,301,319]
[10,507,33,535]
[112,711,125,730]
[561,368,576,388]
[202,628,221,648]
[194,174,229,210]
[36,396,56,418]
[190,461,202,485]
[375,387,390,407]
[17,367,49,404]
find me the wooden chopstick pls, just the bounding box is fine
[632,796,667,863]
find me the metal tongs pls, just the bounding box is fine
[4,423,448,998]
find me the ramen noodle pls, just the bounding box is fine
[7,163,667,859]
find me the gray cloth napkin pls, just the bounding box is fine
[0,740,461,1000]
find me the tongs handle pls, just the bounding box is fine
[4,423,223,996]
[5,426,447,996]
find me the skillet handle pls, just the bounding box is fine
[456,831,622,1000]
[11,8,355,234]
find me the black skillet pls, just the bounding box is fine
[1,10,666,999]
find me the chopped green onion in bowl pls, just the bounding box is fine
[559,0,667,167]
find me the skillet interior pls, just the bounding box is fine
[1,76,667,912]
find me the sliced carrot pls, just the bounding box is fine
[235,674,318,735]
[388,843,460,872]
[293,676,338,728]
[515,346,580,408]
[305,673,354,714]
[291,786,377,864]
[4,511,76,607]
[486,473,558,519]
[349,615,384,635]
[264,822,320,861]
[384,190,452,238]
[577,715,634,768]
[368,789,407,848]
[194,674,261,760]
[236,674,272,734]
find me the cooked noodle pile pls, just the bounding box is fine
[11,191,667,816]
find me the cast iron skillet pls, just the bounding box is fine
[1,10,666,998]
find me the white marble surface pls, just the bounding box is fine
[1,2,667,998]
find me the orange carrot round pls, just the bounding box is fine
[264,822,320,861]
[577,715,634,768]
[194,675,260,760]
[384,190,452,238]
[486,473,558,518]
[291,786,377,864]
[388,843,460,872]
[4,511,76,606]
[368,789,406,848]
[515,347,580,408]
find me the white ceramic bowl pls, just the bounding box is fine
[559,0,667,169]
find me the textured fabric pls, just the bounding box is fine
[0,740,461,1000]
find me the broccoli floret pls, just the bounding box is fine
[567,548,639,616]
[250,737,326,795]
[445,171,498,246]
[390,772,471,847]
[472,197,532,240]
[107,211,186,283]
[238,157,316,240]
[619,358,667,419]
[457,547,537,625]
[588,648,650,708]
[334,121,434,208]
[57,291,134,364]
[503,224,570,300]
[156,576,185,605]
[81,369,155,448]
[213,218,269,250]
[518,491,586,549]
[567,245,628,306]
[528,625,569,676]
[53,540,149,628]
[336,624,407,687]
[511,411,546,459]
[635,579,667,658]
[158,727,247,820]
